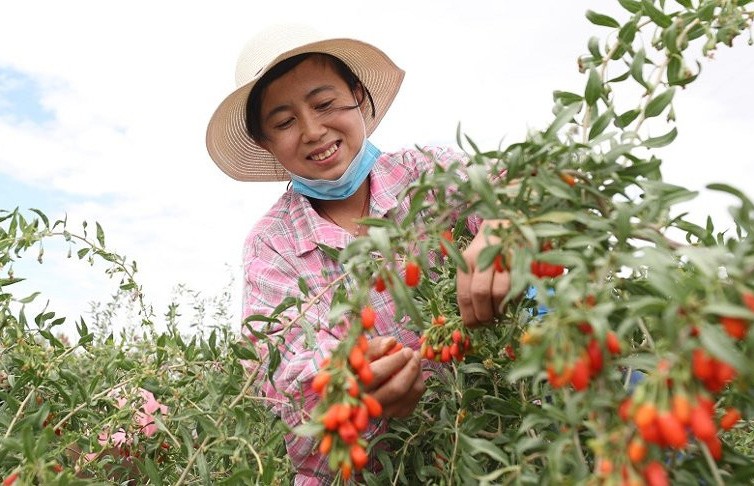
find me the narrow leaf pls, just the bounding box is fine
[586,10,621,28]
[644,88,675,118]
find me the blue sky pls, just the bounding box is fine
[1,0,753,337]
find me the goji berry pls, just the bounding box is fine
[742,291,754,313]
[311,371,330,396]
[319,433,333,455]
[351,443,369,470]
[386,341,403,355]
[338,421,358,444]
[690,404,717,442]
[358,364,374,385]
[340,462,352,481]
[357,334,369,353]
[547,363,573,389]
[627,438,647,464]
[720,316,748,340]
[335,403,352,424]
[720,407,741,430]
[352,404,369,432]
[439,229,453,257]
[643,461,669,486]
[692,348,712,381]
[361,306,376,330]
[322,407,339,431]
[715,360,737,385]
[634,403,658,429]
[657,411,688,449]
[705,435,723,461]
[450,342,461,359]
[362,394,383,418]
[606,331,621,355]
[638,419,662,445]
[559,171,576,186]
[504,344,516,360]
[2,473,19,486]
[347,376,360,398]
[441,345,451,363]
[597,458,613,475]
[374,275,386,292]
[452,329,462,343]
[672,394,692,426]
[577,321,593,334]
[618,397,633,422]
[570,356,591,391]
[586,339,603,376]
[349,347,366,371]
[493,254,506,273]
[405,261,421,287]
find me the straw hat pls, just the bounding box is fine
[206,24,405,182]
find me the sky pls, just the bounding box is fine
[1,1,753,337]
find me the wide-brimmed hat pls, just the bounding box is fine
[206,24,405,182]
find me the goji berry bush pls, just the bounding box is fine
[2,1,754,485]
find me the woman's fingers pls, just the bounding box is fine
[365,347,413,391]
[364,336,396,361]
[368,349,425,417]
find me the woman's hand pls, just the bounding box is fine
[456,219,511,327]
[364,337,425,418]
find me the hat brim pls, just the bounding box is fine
[206,38,404,182]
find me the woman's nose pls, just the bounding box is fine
[300,112,326,143]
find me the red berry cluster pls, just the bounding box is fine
[530,241,565,279]
[540,321,622,392]
[310,304,401,480]
[419,315,471,362]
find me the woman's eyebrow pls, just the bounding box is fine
[264,85,338,122]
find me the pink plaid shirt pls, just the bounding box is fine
[242,145,474,484]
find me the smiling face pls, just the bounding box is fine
[257,56,367,181]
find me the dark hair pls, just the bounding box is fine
[245,52,375,144]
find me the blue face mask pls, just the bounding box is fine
[289,139,381,200]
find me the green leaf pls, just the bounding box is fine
[142,457,163,486]
[544,103,582,140]
[641,0,672,27]
[589,107,614,140]
[529,211,579,224]
[29,208,49,228]
[553,91,583,106]
[674,0,692,7]
[707,183,754,210]
[644,88,675,118]
[643,127,678,148]
[586,10,621,28]
[588,36,602,60]
[459,433,508,463]
[615,109,640,128]
[95,222,105,247]
[291,421,323,437]
[618,0,642,13]
[630,49,650,89]
[584,68,603,106]
[618,21,638,45]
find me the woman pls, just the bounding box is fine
[206,25,510,483]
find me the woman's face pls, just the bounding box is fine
[258,57,366,181]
